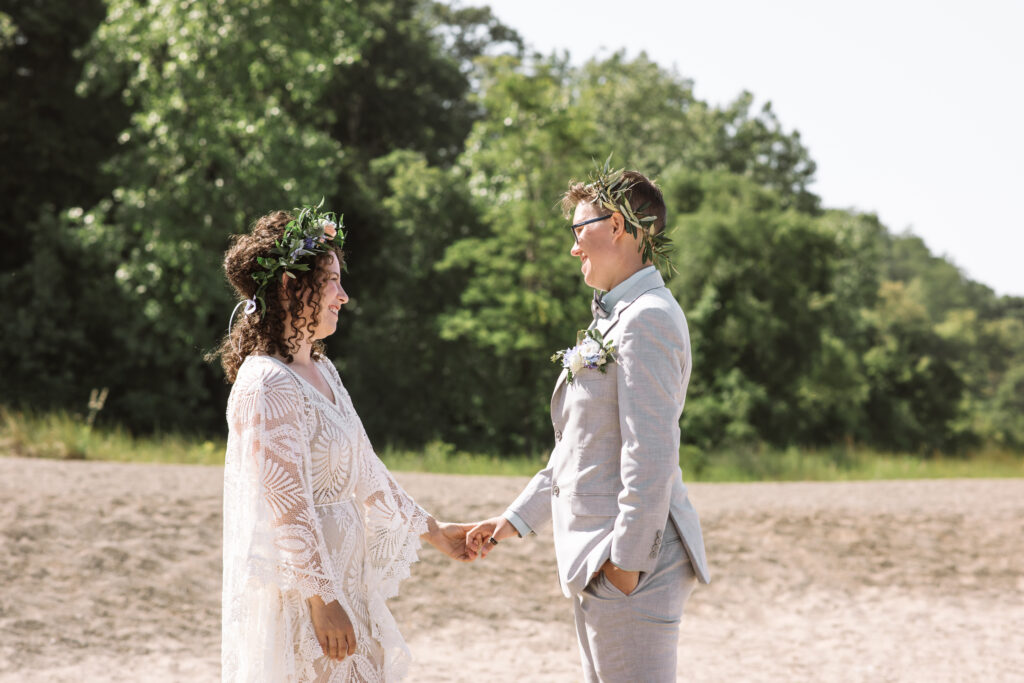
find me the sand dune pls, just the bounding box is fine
[1,457,1021,682]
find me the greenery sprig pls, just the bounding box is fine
[587,154,674,274]
[249,198,346,314]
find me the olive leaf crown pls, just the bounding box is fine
[586,155,674,274]
[248,199,346,315]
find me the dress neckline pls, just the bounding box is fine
[260,355,341,410]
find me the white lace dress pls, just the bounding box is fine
[222,355,429,682]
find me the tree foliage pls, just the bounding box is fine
[0,1,1019,457]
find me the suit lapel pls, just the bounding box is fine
[594,305,623,337]
[550,366,569,427]
[553,367,568,395]
[552,269,666,408]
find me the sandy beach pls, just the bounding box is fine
[1,456,1021,682]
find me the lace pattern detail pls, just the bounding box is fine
[222,356,429,682]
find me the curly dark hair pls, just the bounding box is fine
[208,210,345,383]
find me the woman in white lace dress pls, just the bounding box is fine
[211,208,475,682]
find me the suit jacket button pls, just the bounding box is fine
[552,485,560,497]
[555,430,562,441]
[656,530,663,540]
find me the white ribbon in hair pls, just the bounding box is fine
[227,298,258,353]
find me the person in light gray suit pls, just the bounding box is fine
[467,170,710,682]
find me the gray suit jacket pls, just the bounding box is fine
[506,268,710,597]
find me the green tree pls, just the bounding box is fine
[4,1,1018,458]
[665,171,847,447]
[575,53,819,213]
[0,0,128,270]
[0,0,134,418]
[307,1,521,447]
[58,0,518,433]
[336,150,486,446]
[876,232,1023,449]
[321,0,522,165]
[935,306,1024,448]
[793,210,886,441]
[71,0,368,429]
[434,55,599,451]
[882,232,998,319]
[860,280,967,452]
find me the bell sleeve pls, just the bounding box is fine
[320,359,430,601]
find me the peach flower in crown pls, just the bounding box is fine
[320,218,338,241]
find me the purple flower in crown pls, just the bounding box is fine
[288,237,319,262]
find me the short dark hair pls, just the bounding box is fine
[562,170,667,235]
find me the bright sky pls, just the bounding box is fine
[456,0,1024,297]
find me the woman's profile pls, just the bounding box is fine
[210,206,474,682]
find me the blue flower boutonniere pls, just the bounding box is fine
[551,329,616,384]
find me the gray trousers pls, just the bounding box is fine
[573,522,697,683]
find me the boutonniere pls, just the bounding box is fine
[551,329,616,384]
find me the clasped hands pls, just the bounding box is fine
[418,516,517,563]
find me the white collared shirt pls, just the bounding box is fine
[599,265,656,313]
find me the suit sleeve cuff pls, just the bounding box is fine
[504,511,532,538]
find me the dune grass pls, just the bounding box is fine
[677,443,1024,482]
[0,407,225,466]
[379,441,543,477]
[1,407,1021,480]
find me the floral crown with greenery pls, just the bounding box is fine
[228,199,345,337]
[585,155,674,273]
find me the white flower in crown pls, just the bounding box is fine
[551,329,616,384]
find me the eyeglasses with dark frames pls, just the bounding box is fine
[569,214,613,243]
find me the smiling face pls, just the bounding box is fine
[570,202,621,291]
[310,251,347,340]
[278,249,348,347]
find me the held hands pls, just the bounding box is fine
[423,521,478,562]
[308,596,357,662]
[465,516,519,559]
[421,515,519,562]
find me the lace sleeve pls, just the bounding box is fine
[360,456,431,597]
[319,359,430,600]
[227,363,340,604]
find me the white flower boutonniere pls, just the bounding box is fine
[551,329,616,384]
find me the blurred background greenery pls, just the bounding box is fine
[1,0,1021,475]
